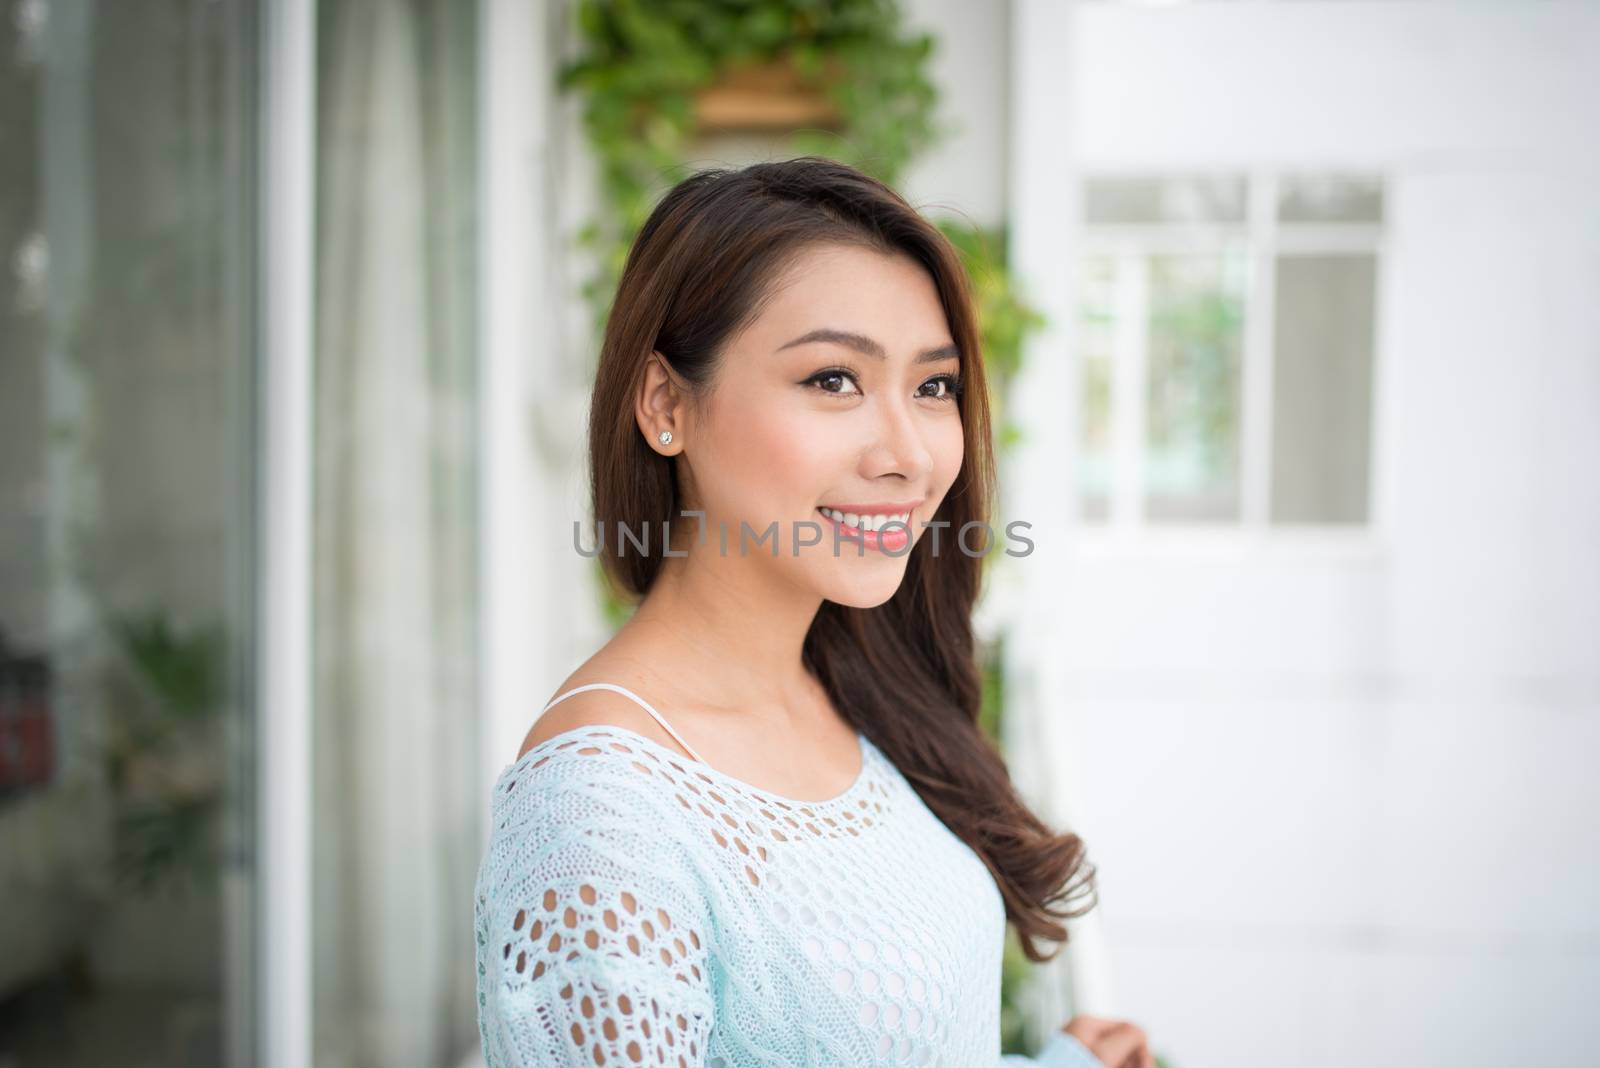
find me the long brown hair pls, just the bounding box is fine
[586,156,1095,961]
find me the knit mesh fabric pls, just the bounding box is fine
[474,723,1101,1068]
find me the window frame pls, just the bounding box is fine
[1074,169,1389,555]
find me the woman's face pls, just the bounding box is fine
[660,241,967,609]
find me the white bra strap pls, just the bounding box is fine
[541,682,708,764]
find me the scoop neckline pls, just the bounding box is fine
[496,722,875,809]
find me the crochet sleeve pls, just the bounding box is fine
[1001,1029,1105,1067]
[475,747,718,1068]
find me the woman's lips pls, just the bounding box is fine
[814,507,911,553]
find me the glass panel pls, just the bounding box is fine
[1277,174,1384,224]
[1270,254,1377,525]
[0,2,257,1064]
[1084,175,1247,226]
[310,2,482,1065]
[1079,255,1115,521]
[1145,251,1248,522]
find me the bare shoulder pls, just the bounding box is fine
[516,662,694,762]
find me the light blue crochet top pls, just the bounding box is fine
[473,682,1102,1067]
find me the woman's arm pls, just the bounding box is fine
[475,760,718,1067]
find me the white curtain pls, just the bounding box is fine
[310,1,480,1065]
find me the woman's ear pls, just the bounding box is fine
[636,350,685,453]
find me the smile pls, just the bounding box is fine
[815,506,912,552]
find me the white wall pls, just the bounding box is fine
[899,0,1013,229]
[477,0,614,797]
[1017,3,1600,1066]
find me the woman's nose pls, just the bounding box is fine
[860,397,933,481]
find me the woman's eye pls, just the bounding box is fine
[806,370,862,397]
[919,374,963,401]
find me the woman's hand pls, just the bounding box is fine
[1062,1014,1155,1068]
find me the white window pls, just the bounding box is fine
[1077,173,1383,529]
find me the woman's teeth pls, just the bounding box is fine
[816,506,911,533]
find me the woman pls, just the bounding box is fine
[473,157,1153,1067]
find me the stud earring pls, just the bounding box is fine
[658,430,673,446]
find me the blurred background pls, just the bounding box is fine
[1,1,1596,1066]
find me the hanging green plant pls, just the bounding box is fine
[936,220,1047,452]
[559,0,944,331]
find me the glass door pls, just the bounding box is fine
[0,1,260,1064]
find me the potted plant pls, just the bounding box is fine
[102,613,227,895]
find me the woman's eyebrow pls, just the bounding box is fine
[776,327,959,364]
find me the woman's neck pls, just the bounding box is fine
[622,551,825,725]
